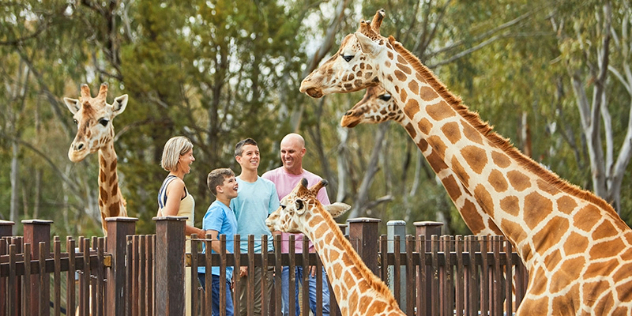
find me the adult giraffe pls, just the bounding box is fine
[64,83,128,236]
[300,10,632,315]
[266,179,406,316]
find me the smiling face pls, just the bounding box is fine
[178,149,195,174]
[64,83,128,162]
[236,144,260,172]
[280,134,306,175]
[341,85,405,128]
[219,175,239,199]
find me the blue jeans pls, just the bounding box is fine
[198,273,234,316]
[281,266,330,316]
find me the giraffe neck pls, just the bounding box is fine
[300,212,403,316]
[397,116,503,237]
[380,37,628,268]
[97,142,126,234]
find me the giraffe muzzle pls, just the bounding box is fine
[304,87,324,98]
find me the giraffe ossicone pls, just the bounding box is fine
[64,83,128,235]
[266,178,406,316]
[301,9,632,315]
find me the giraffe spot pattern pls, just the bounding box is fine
[426,150,448,173]
[532,216,569,253]
[461,199,486,233]
[589,238,627,260]
[428,135,447,159]
[488,170,508,192]
[451,156,470,187]
[592,220,619,240]
[387,51,394,60]
[612,262,632,284]
[426,101,456,121]
[394,70,407,81]
[418,118,433,135]
[441,122,461,144]
[403,99,420,120]
[543,249,563,272]
[462,121,484,144]
[364,72,372,79]
[536,179,559,195]
[573,205,602,232]
[396,63,411,74]
[529,266,548,296]
[387,74,393,82]
[442,175,462,201]
[556,196,578,214]
[615,281,632,303]
[385,60,391,68]
[507,170,531,191]
[400,89,408,103]
[491,151,511,168]
[461,146,488,174]
[109,203,120,216]
[551,283,580,313]
[419,86,439,102]
[397,55,407,64]
[474,185,494,217]
[408,80,419,95]
[111,183,118,198]
[500,196,520,216]
[404,123,417,139]
[583,281,615,312]
[523,192,552,230]
[563,232,589,255]
[100,187,109,201]
[418,138,428,152]
[500,219,527,246]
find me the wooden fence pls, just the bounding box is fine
[0,217,528,316]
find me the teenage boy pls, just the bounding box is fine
[198,168,239,316]
[231,138,280,316]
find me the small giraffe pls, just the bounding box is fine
[266,179,406,316]
[64,83,128,235]
[300,10,632,315]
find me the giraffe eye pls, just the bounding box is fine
[295,199,304,210]
[340,54,354,62]
[281,204,286,210]
[98,118,109,126]
[378,94,392,101]
[73,119,78,125]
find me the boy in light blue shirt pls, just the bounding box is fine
[199,168,239,316]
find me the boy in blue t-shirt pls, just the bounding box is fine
[199,168,239,316]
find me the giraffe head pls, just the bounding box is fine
[63,83,128,162]
[341,85,404,127]
[266,178,351,234]
[299,9,388,98]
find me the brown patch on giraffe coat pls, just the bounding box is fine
[591,285,616,315]
[556,196,578,215]
[441,122,461,144]
[491,151,511,168]
[426,150,448,173]
[109,203,120,217]
[543,249,563,272]
[404,99,420,120]
[615,281,632,303]
[592,220,619,240]
[418,118,432,135]
[613,262,632,284]
[387,74,393,82]
[500,219,528,246]
[400,89,408,103]
[418,138,428,152]
[488,170,508,192]
[461,200,486,233]
[100,187,109,201]
[404,123,417,139]
[426,101,456,121]
[474,185,494,217]
[387,51,394,60]
[427,136,447,158]
[589,238,627,260]
[563,232,589,255]
[532,216,569,253]
[397,63,411,74]
[536,179,559,195]
[462,121,484,144]
[408,80,419,95]
[551,283,580,313]
[573,205,602,232]
[442,175,462,201]
[111,183,119,199]
[397,55,407,64]
[500,196,519,216]
[394,70,407,81]
[529,266,549,296]
[368,301,387,313]
[461,146,488,174]
[384,60,391,68]
[451,156,470,187]
[419,86,439,102]
[506,170,531,191]
[314,222,327,237]
[524,192,553,230]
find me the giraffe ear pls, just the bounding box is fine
[355,32,383,56]
[325,203,351,218]
[112,94,128,115]
[64,98,81,114]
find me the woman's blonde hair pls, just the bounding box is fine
[161,136,193,172]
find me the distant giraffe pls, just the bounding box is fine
[64,83,128,235]
[266,179,406,316]
[299,10,632,315]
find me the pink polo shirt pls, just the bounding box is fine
[262,167,330,253]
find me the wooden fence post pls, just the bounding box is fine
[154,216,187,316]
[0,221,15,315]
[414,221,443,316]
[387,220,407,313]
[23,219,53,316]
[347,217,380,275]
[0,221,14,237]
[106,217,138,316]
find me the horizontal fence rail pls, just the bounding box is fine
[0,218,528,316]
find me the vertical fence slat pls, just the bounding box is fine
[274,234,283,316]
[417,235,426,316]
[126,236,133,316]
[38,242,47,316]
[66,238,75,316]
[430,235,439,316]
[261,235,269,316]
[8,244,16,316]
[204,233,212,316]
[219,234,227,316]
[466,236,477,316]
[301,237,309,316]
[393,235,401,305]
[190,234,198,316]
[53,237,61,316]
[455,236,464,316]
[480,236,489,316]
[97,237,105,316]
[504,238,513,315]
[493,236,502,316]
[405,235,415,316]
[288,235,296,316]
[139,235,146,316]
[22,243,30,316]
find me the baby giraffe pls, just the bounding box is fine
[266,179,405,316]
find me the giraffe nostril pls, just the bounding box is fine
[75,143,84,151]
[345,111,353,116]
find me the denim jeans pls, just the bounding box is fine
[198,273,234,316]
[281,266,330,316]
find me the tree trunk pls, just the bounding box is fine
[10,140,19,235]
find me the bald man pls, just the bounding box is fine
[262,133,331,316]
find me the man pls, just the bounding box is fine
[231,138,279,316]
[262,133,331,316]
[199,168,239,316]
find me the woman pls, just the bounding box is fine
[157,136,204,316]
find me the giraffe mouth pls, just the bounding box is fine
[304,88,324,99]
[340,113,361,128]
